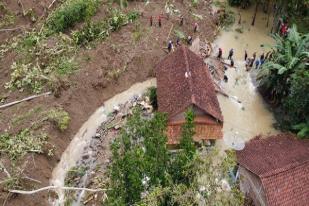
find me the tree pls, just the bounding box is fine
[258,25,309,138]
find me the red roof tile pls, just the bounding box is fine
[237,133,309,206]
[156,46,223,122]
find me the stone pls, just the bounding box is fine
[114,125,121,130]
[94,133,101,138]
[113,105,120,113]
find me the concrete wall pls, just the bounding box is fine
[239,166,268,206]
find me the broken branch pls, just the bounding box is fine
[0,92,51,109]
[9,186,108,195]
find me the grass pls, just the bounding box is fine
[11,107,43,126]
[132,22,143,42]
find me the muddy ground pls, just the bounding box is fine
[0,0,218,205]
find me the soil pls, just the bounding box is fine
[0,0,218,205]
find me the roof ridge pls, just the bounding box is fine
[182,46,195,103]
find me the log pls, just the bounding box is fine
[0,28,22,32]
[9,186,108,195]
[48,0,58,9]
[0,92,51,109]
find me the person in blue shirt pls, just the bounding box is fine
[255,59,260,69]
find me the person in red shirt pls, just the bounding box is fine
[158,15,162,27]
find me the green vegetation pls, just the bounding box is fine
[105,108,243,205]
[0,2,16,28]
[5,32,77,93]
[174,29,186,40]
[65,166,87,186]
[72,9,140,45]
[46,0,100,33]
[147,87,158,110]
[0,129,48,161]
[258,25,309,138]
[46,108,71,131]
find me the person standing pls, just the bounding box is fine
[244,50,248,61]
[252,52,257,62]
[217,48,223,59]
[231,58,235,67]
[150,15,153,26]
[176,37,181,46]
[194,22,198,32]
[180,15,184,26]
[187,36,193,45]
[260,53,265,65]
[228,49,234,60]
[255,59,260,69]
[158,15,162,27]
[167,40,173,52]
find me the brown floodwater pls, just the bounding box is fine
[213,4,278,150]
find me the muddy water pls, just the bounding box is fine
[213,5,278,150]
[50,79,156,206]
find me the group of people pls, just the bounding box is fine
[217,48,271,70]
[217,48,235,67]
[165,16,199,52]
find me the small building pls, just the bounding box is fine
[236,134,309,206]
[156,46,223,145]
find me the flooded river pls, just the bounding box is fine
[213,4,278,150]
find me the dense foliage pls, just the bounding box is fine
[147,87,158,110]
[106,108,244,205]
[46,0,100,33]
[258,25,309,138]
[72,9,139,45]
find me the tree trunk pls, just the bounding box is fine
[251,1,260,26]
[266,0,271,27]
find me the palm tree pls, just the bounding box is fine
[257,25,309,103]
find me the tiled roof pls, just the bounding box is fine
[156,46,223,122]
[237,133,309,206]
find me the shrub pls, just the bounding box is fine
[46,0,100,33]
[72,21,109,45]
[53,57,78,75]
[5,62,47,93]
[0,129,48,161]
[72,10,140,45]
[147,87,158,110]
[65,166,87,186]
[46,108,70,131]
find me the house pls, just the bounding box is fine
[156,46,223,145]
[236,134,309,206]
